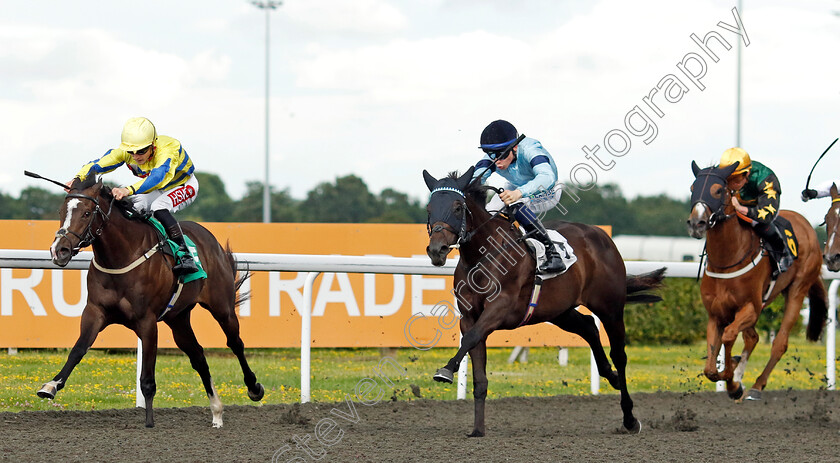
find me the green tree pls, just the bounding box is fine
[301,175,378,223]
[544,183,637,234]
[370,188,426,223]
[17,187,64,220]
[182,172,235,222]
[0,191,22,219]
[626,194,691,236]
[230,181,300,222]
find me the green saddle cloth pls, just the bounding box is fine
[147,218,208,283]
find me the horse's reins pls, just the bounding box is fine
[59,189,186,321]
[29,170,183,316]
[429,133,526,248]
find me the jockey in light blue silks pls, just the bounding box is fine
[471,120,566,274]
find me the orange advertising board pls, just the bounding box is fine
[0,221,608,349]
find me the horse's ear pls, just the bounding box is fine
[423,169,438,191]
[831,183,838,197]
[691,160,701,177]
[719,161,739,179]
[456,166,475,190]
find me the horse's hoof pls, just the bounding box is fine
[467,429,485,437]
[248,383,265,401]
[728,383,744,401]
[433,368,454,384]
[622,419,642,434]
[745,388,762,401]
[36,383,57,400]
[145,422,155,428]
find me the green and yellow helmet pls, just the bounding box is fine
[719,147,751,177]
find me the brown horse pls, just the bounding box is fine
[821,183,840,271]
[687,161,827,400]
[423,167,665,436]
[42,176,264,428]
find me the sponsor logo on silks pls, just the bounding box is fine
[167,185,196,207]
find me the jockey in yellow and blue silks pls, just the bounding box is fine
[471,120,567,274]
[720,147,793,277]
[73,117,199,276]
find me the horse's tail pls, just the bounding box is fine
[625,267,667,304]
[806,280,828,342]
[225,241,251,309]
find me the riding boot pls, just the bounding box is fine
[153,210,199,276]
[512,204,566,274]
[758,222,793,278]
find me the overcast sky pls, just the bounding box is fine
[3,0,839,225]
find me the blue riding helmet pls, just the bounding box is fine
[479,120,518,155]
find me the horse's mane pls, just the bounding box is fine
[70,176,148,221]
[446,171,488,204]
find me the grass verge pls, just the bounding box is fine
[0,335,834,412]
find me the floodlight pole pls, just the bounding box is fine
[735,0,742,147]
[252,0,281,223]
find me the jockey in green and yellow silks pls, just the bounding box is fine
[720,147,793,276]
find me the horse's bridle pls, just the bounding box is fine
[693,170,736,229]
[55,193,115,256]
[427,187,470,248]
[692,171,767,271]
[427,185,509,249]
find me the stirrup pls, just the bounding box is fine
[173,248,198,275]
[539,249,566,274]
[173,260,198,276]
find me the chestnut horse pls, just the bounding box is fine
[820,183,840,271]
[42,176,264,428]
[424,167,665,436]
[687,161,827,400]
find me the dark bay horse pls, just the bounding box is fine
[43,176,264,427]
[820,183,840,271]
[423,167,666,436]
[687,161,827,400]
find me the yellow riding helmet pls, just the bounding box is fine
[119,117,157,152]
[719,147,751,176]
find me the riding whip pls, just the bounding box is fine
[24,170,70,190]
[804,138,839,191]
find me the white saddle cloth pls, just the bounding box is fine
[526,230,577,280]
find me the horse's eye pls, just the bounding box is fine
[710,184,723,199]
[84,211,91,218]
